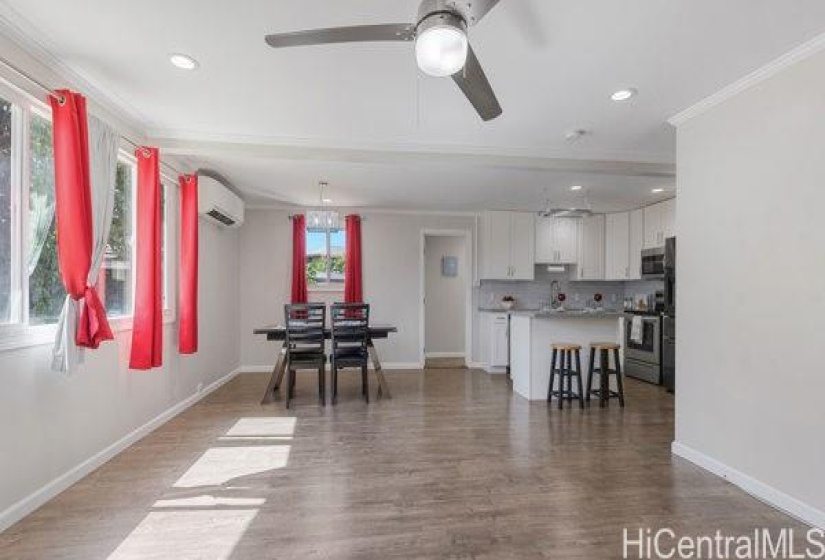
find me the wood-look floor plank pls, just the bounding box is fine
[0,370,806,560]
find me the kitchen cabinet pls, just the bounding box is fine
[481,211,535,280]
[628,208,644,280]
[489,314,509,368]
[576,214,605,280]
[605,212,630,280]
[643,199,676,249]
[535,216,579,264]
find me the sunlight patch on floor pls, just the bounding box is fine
[107,510,257,560]
[154,495,266,508]
[173,446,291,488]
[224,417,296,438]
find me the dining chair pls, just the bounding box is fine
[330,303,370,404]
[284,303,327,408]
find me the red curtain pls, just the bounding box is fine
[344,214,363,303]
[291,214,308,303]
[49,89,113,348]
[129,147,163,370]
[179,174,199,354]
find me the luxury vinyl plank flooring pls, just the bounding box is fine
[0,369,806,559]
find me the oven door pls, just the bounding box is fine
[625,316,661,365]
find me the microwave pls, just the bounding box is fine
[641,247,665,279]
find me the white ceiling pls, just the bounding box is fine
[2,0,825,210]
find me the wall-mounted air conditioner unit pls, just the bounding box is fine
[197,175,245,228]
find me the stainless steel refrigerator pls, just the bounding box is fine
[662,237,676,393]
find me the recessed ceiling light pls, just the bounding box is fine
[651,188,665,194]
[169,53,199,70]
[570,185,583,191]
[611,88,637,102]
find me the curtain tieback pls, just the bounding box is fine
[76,285,113,349]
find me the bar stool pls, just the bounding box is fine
[586,342,625,408]
[547,343,585,409]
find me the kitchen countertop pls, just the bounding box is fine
[478,307,625,318]
[516,309,625,319]
[477,307,540,313]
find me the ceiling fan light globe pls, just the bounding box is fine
[415,22,468,77]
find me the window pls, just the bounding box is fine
[0,79,174,343]
[103,159,135,317]
[306,226,345,287]
[0,96,14,324]
[28,113,61,325]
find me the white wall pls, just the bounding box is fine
[239,209,477,368]
[0,221,240,529]
[424,235,466,356]
[674,49,825,525]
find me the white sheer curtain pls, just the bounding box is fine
[52,116,120,372]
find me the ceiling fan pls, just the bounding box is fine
[264,0,503,121]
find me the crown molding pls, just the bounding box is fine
[669,31,825,127]
[0,3,154,136]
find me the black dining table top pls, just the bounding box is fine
[254,324,397,341]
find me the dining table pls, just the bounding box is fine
[253,324,398,404]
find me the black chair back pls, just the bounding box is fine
[284,303,326,359]
[330,303,370,356]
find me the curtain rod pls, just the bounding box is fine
[0,55,186,178]
[288,213,364,221]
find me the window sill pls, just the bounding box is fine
[0,311,176,353]
[308,285,345,293]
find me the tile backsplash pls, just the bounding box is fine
[479,267,663,311]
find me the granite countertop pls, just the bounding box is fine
[518,309,625,319]
[477,307,540,313]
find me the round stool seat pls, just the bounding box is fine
[591,342,620,351]
[552,343,581,351]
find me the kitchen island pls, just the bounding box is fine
[510,311,623,401]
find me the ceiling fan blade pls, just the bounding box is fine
[451,45,502,121]
[462,0,502,25]
[265,24,414,49]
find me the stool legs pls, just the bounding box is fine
[599,349,609,408]
[548,348,584,409]
[586,347,625,408]
[575,350,584,409]
[586,348,595,402]
[614,348,625,407]
[547,348,558,403]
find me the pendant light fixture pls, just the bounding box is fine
[306,181,340,229]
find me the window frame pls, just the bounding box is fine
[0,78,177,351]
[0,81,60,349]
[306,224,345,292]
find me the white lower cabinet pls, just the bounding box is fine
[480,312,509,372]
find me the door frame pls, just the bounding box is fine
[419,229,473,368]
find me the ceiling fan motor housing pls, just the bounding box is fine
[417,0,469,28]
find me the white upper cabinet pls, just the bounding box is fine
[481,211,535,280]
[576,215,605,280]
[643,199,676,249]
[605,212,631,280]
[535,216,579,264]
[510,212,536,280]
[628,208,644,280]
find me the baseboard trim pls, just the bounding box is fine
[0,366,242,534]
[467,361,486,370]
[424,352,465,359]
[672,441,825,529]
